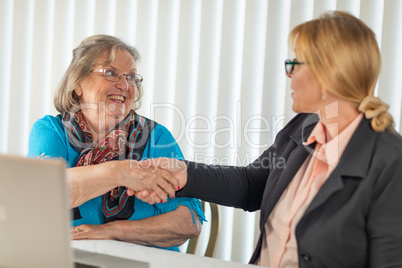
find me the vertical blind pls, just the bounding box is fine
[1,0,401,264]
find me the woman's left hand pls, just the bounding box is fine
[71,205,201,247]
[72,224,113,240]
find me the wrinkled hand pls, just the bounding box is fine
[71,224,112,240]
[117,160,179,204]
[127,158,188,204]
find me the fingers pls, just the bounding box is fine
[157,168,180,192]
[134,163,178,198]
[139,158,186,174]
[126,188,159,203]
[121,158,186,204]
[71,225,88,240]
[115,163,170,204]
[71,224,111,240]
[128,188,160,205]
[135,190,159,205]
[139,158,153,168]
[138,158,186,189]
[126,188,135,196]
[149,175,175,203]
[154,168,178,197]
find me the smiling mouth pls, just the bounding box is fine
[107,95,126,103]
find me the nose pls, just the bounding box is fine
[116,76,129,91]
[286,73,292,78]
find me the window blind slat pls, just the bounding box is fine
[115,0,137,44]
[151,0,180,131]
[73,0,95,46]
[191,0,223,159]
[29,0,55,136]
[135,0,158,118]
[378,0,402,131]
[285,0,314,122]
[172,0,202,158]
[214,0,245,161]
[94,0,116,35]
[313,0,336,18]
[212,0,247,261]
[359,0,384,49]
[8,0,35,155]
[336,0,360,17]
[239,0,269,157]
[49,0,75,116]
[232,1,269,262]
[0,0,14,153]
[260,0,291,149]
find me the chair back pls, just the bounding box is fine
[186,201,220,257]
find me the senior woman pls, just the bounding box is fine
[137,11,402,267]
[28,35,205,251]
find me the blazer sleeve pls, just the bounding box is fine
[177,113,313,211]
[179,148,272,212]
[367,153,402,266]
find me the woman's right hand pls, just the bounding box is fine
[126,158,188,204]
[67,159,182,207]
[115,159,180,204]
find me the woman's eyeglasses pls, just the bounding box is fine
[92,68,143,88]
[284,58,305,75]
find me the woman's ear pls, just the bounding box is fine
[74,84,83,97]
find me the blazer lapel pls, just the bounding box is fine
[260,117,317,227]
[303,118,377,217]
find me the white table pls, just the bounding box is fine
[71,240,258,268]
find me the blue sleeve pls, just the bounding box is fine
[28,115,80,167]
[142,124,206,224]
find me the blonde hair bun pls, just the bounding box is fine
[358,95,395,132]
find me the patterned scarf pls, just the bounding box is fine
[61,109,155,222]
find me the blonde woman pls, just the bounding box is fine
[138,11,402,267]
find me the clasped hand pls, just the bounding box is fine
[126,158,187,204]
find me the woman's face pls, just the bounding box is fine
[75,49,137,121]
[288,56,325,114]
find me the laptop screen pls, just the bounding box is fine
[0,155,71,267]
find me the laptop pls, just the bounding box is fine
[0,154,148,268]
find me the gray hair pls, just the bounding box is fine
[54,35,143,113]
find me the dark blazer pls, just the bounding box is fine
[178,113,402,268]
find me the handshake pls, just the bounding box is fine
[123,158,188,205]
